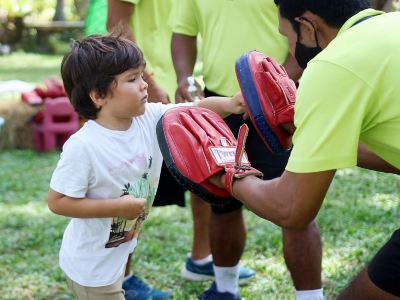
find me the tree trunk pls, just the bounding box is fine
[53,0,66,21]
[3,16,24,44]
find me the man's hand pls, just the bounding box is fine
[281,53,303,82]
[147,83,170,104]
[118,195,147,220]
[144,71,170,104]
[281,123,296,135]
[175,78,204,103]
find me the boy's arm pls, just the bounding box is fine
[193,93,246,118]
[48,188,146,220]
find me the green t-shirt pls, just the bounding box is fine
[85,0,108,35]
[123,0,177,100]
[171,0,288,96]
[287,9,400,173]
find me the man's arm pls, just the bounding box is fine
[282,53,303,83]
[171,33,202,102]
[48,189,146,220]
[107,0,135,40]
[107,0,169,103]
[358,144,400,175]
[230,170,335,229]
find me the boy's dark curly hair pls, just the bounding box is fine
[61,33,145,119]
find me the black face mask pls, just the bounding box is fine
[295,18,322,69]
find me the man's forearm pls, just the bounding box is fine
[231,170,335,229]
[107,0,135,40]
[232,176,293,225]
[171,33,197,83]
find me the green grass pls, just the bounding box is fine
[0,149,399,299]
[0,52,64,87]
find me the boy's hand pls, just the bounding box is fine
[118,195,147,220]
[229,91,247,115]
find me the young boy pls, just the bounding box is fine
[47,34,245,299]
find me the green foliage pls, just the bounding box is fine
[0,0,45,17]
[0,149,399,299]
[0,0,85,21]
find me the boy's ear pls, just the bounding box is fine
[89,90,106,108]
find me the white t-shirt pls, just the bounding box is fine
[50,102,186,287]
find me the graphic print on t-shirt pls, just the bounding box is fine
[106,156,156,248]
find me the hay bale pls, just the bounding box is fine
[0,96,42,149]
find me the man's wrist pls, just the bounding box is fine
[177,73,193,85]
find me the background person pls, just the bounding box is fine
[171,0,323,299]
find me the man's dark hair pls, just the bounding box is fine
[61,33,145,119]
[274,0,371,29]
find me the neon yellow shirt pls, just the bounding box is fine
[123,0,177,100]
[171,0,288,96]
[287,9,400,172]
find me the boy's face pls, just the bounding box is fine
[102,67,148,118]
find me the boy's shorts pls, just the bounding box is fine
[65,273,125,300]
[204,88,290,215]
[368,229,400,296]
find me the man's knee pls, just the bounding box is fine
[338,269,399,300]
[340,230,400,299]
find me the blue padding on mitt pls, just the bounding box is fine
[236,53,285,153]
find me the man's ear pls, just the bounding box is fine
[89,90,106,108]
[295,18,317,43]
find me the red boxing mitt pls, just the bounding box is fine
[157,106,262,205]
[236,51,296,153]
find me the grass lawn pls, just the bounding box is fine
[0,51,399,299]
[0,52,64,86]
[0,149,399,300]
